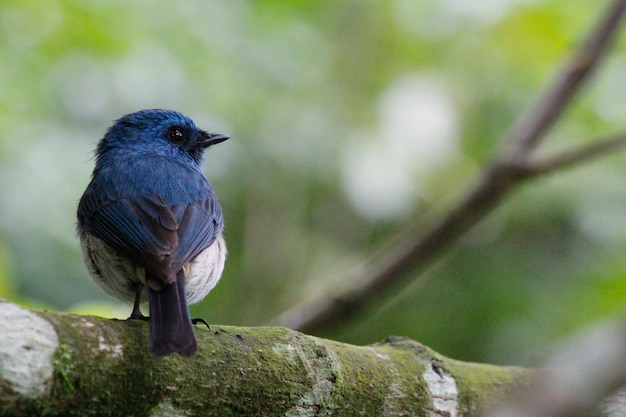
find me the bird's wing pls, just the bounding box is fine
[173,194,223,272]
[82,192,222,289]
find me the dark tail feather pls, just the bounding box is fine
[148,270,197,356]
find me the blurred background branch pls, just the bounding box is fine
[501,0,626,158]
[528,132,626,175]
[482,317,626,417]
[274,0,626,335]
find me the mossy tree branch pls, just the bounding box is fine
[0,299,534,416]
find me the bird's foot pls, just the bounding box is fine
[128,310,149,321]
[128,285,148,320]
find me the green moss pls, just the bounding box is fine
[2,311,532,416]
[439,355,534,414]
[51,344,75,392]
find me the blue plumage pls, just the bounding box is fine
[77,109,228,356]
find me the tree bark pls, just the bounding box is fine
[0,299,535,416]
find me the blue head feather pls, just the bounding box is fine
[96,109,224,167]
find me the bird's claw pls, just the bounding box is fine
[192,317,210,330]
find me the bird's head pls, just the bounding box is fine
[96,109,229,166]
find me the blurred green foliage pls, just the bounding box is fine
[1,0,626,366]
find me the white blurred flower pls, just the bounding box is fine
[342,74,459,220]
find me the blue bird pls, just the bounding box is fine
[77,109,228,356]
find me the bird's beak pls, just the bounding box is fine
[199,132,229,147]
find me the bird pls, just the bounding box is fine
[77,109,228,356]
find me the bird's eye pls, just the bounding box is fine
[167,126,186,144]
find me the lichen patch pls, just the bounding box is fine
[149,401,188,417]
[275,336,341,416]
[423,360,458,417]
[0,301,59,398]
